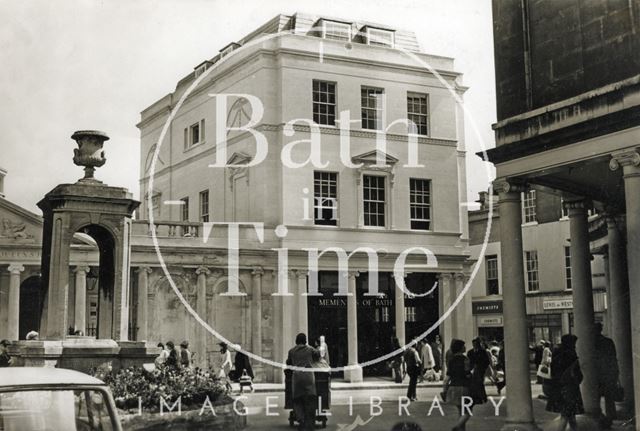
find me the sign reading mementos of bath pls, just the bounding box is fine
[543,297,573,310]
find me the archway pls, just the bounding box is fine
[19,275,42,339]
[76,224,115,339]
[211,276,248,351]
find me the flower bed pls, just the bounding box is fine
[92,366,246,430]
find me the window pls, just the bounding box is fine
[409,178,431,230]
[322,20,351,41]
[312,80,336,126]
[314,171,338,225]
[405,306,416,322]
[184,119,205,150]
[375,307,390,323]
[407,92,429,135]
[199,190,209,222]
[361,86,384,130]
[363,175,386,227]
[486,255,499,295]
[525,250,539,292]
[522,190,537,223]
[560,198,569,218]
[564,246,572,290]
[151,192,161,219]
[366,28,394,47]
[180,197,189,221]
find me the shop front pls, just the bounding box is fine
[472,299,503,343]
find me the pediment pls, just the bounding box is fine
[227,152,252,166]
[351,150,399,166]
[0,197,42,243]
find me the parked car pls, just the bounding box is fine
[0,367,121,431]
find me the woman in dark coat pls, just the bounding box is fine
[546,334,583,431]
[446,339,472,431]
[232,347,254,381]
[467,337,490,405]
[165,341,179,369]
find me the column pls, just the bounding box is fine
[251,267,264,381]
[394,274,406,346]
[610,148,640,422]
[437,273,454,352]
[494,180,538,431]
[296,271,308,335]
[453,273,473,344]
[0,270,10,339]
[7,264,24,340]
[136,266,152,341]
[195,266,209,368]
[73,266,90,335]
[566,199,600,418]
[606,215,634,413]
[345,271,362,382]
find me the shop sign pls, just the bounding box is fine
[543,298,573,310]
[478,316,503,327]
[472,300,503,315]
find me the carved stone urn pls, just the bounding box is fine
[71,130,109,182]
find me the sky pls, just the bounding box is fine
[0,0,496,214]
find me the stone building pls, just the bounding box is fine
[468,190,607,344]
[485,1,640,428]
[135,12,473,382]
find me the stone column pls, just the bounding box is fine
[73,266,90,335]
[453,273,473,344]
[7,264,24,340]
[606,215,634,413]
[394,274,406,346]
[565,199,600,418]
[610,148,640,421]
[195,266,209,368]
[437,273,454,358]
[296,271,308,335]
[345,271,362,382]
[135,266,152,341]
[251,267,264,380]
[495,180,538,431]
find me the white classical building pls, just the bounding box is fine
[0,13,474,383]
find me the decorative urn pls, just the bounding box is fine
[71,130,109,182]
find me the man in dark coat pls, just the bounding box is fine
[594,323,619,428]
[404,342,422,401]
[286,333,318,430]
[0,340,12,367]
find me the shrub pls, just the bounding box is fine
[92,366,230,412]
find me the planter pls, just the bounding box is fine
[120,400,246,431]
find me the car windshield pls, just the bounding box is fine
[0,389,114,431]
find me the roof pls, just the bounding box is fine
[0,367,105,388]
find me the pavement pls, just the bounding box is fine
[229,380,635,431]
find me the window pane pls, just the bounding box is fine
[363,175,385,227]
[314,171,338,226]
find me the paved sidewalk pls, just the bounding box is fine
[245,377,451,394]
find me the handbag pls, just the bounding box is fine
[537,364,551,380]
[613,381,624,402]
[239,369,253,387]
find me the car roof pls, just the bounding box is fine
[0,367,105,388]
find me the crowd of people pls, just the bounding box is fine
[154,339,255,393]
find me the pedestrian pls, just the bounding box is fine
[165,341,179,369]
[233,345,255,393]
[155,342,169,367]
[179,340,192,368]
[431,334,443,376]
[440,338,457,401]
[0,340,12,367]
[390,337,405,383]
[531,339,545,380]
[467,337,490,406]
[419,339,436,382]
[318,335,330,366]
[404,341,422,401]
[446,339,472,431]
[537,341,552,399]
[546,334,583,431]
[495,341,506,395]
[217,342,233,392]
[286,333,318,431]
[594,322,619,429]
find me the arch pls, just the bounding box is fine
[211,275,248,296]
[19,275,42,339]
[74,224,116,339]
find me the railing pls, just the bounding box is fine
[133,220,201,238]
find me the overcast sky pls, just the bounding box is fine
[0,0,496,214]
